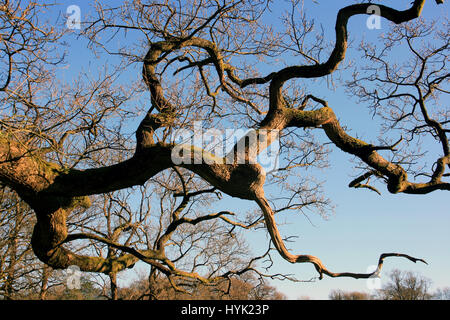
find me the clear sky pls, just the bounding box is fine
[51,0,449,300]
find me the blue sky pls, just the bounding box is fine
[51,0,449,299]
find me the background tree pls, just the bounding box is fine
[376,269,433,300]
[328,271,450,300]
[117,273,286,300]
[0,0,448,300]
[432,287,450,300]
[0,187,73,300]
[81,170,288,300]
[328,289,372,300]
[0,187,36,299]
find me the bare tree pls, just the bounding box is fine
[83,171,276,299]
[0,187,36,299]
[433,287,450,300]
[0,0,448,297]
[118,272,286,300]
[376,269,433,300]
[329,289,372,300]
[0,187,68,300]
